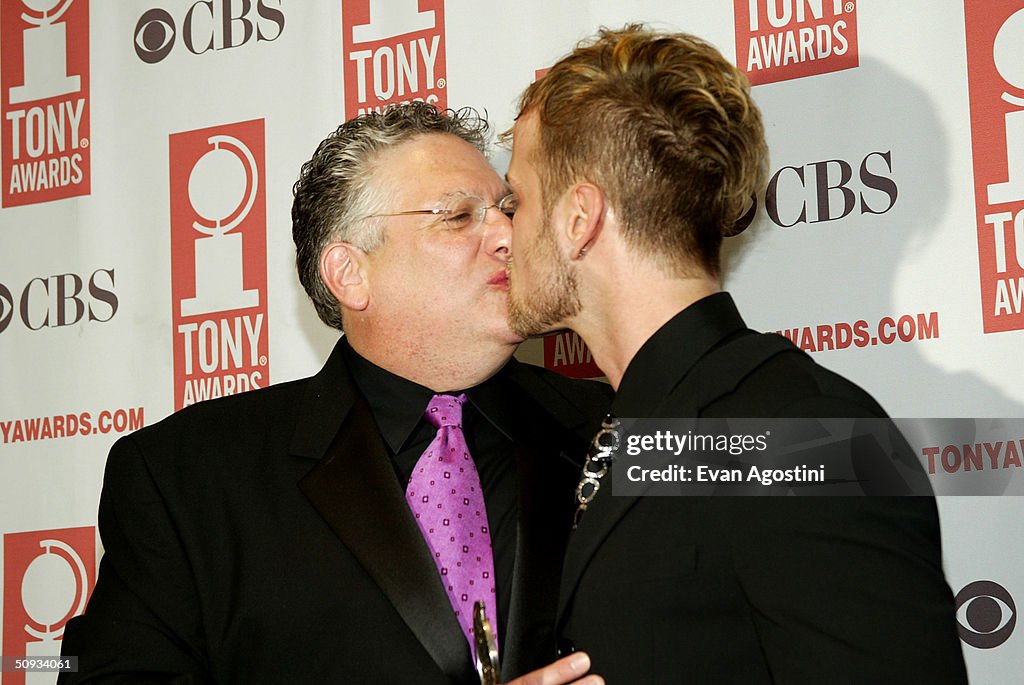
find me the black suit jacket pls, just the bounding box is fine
[556,293,968,684]
[60,339,610,684]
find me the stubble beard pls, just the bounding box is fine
[507,214,582,337]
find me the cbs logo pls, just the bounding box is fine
[133,1,284,64]
[955,580,1016,649]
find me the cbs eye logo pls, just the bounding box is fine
[955,580,1016,649]
[133,8,175,64]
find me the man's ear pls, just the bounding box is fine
[320,242,370,311]
[565,182,606,260]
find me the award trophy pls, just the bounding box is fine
[21,539,89,685]
[180,135,260,317]
[473,601,499,685]
[10,0,80,104]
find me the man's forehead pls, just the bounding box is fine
[375,134,504,199]
[508,115,540,162]
[505,122,539,191]
[376,132,472,167]
[513,110,540,138]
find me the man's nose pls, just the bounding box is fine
[482,206,512,259]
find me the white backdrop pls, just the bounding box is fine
[1,1,1022,683]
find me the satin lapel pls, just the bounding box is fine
[472,377,581,681]
[297,393,475,683]
[501,440,577,680]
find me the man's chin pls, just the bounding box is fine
[486,301,529,345]
[507,300,563,339]
[497,319,528,345]
[507,261,580,338]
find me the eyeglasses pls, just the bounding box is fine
[362,193,519,231]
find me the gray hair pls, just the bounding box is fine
[292,102,490,331]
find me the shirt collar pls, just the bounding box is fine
[612,291,747,417]
[341,338,513,452]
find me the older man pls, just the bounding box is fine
[504,26,967,684]
[60,103,607,684]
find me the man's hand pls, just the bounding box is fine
[503,652,603,685]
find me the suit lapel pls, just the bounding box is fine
[472,371,583,681]
[292,340,474,683]
[502,444,577,680]
[556,467,643,623]
[558,296,752,622]
[291,346,607,682]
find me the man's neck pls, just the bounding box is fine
[344,334,515,393]
[570,261,719,390]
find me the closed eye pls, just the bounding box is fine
[441,210,475,229]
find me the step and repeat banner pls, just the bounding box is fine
[1,1,1022,682]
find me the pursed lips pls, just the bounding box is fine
[488,269,509,288]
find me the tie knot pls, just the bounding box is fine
[425,393,466,429]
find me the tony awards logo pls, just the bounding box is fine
[20,540,88,666]
[543,330,603,379]
[1,0,90,206]
[966,2,1024,332]
[733,0,858,86]
[351,0,434,42]
[170,120,270,410]
[180,135,260,317]
[342,0,448,118]
[9,0,79,104]
[2,528,95,685]
[988,12,1024,207]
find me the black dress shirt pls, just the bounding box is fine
[341,339,517,642]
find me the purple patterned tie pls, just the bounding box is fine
[406,393,498,660]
